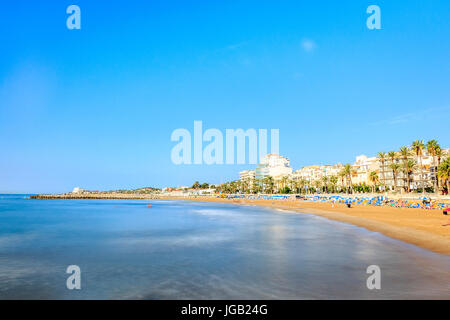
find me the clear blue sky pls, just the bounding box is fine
[1,0,449,193]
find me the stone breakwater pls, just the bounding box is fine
[29,193,162,200]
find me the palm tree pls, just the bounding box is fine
[377,152,387,191]
[343,164,355,193]
[338,170,347,192]
[266,176,275,194]
[249,177,256,194]
[405,159,417,192]
[426,140,440,193]
[241,179,249,194]
[254,179,263,194]
[302,179,310,194]
[436,147,446,166]
[313,180,321,193]
[229,181,238,194]
[280,176,289,193]
[387,151,397,163]
[437,157,450,195]
[435,147,445,192]
[322,176,329,193]
[399,146,411,192]
[411,140,425,193]
[329,176,338,193]
[387,151,398,191]
[389,163,401,192]
[290,179,299,194]
[369,171,379,193]
[261,177,268,193]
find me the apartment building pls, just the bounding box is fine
[255,154,292,181]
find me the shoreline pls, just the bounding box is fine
[29,193,450,256]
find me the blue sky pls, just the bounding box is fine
[1,0,449,193]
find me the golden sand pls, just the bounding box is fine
[161,196,450,256]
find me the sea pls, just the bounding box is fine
[0,194,449,299]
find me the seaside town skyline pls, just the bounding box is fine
[67,139,450,196]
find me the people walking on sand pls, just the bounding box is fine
[442,208,450,226]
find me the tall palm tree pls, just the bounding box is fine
[369,171,379,193]
[261,177,268,193]
[254,179,263,194]
[299,179,308,194]
[389,163,401,192]
[290,179,299,194]
[338,170,347,192]
[280,176,289,193]
[322,176,329,193]
[242,179,249,194]
[266,176,275,194]
[405,159,417,193]
[426,140,440,193]
[387,151,398,191]
[313,180,321,193]
[343,164,355,194]
[435,147,445,192]
[377,152,387,191]
[411,140,425,193]
[399,146,411,192]
[329,176,338,193]
[250,177,256,194]
[437,157,450,195]
[436,147,446,166]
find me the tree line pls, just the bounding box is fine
[215,140,450,195]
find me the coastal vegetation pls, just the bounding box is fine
[216,139,449,195]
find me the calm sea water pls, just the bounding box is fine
[0,194,449,299]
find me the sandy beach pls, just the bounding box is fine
[160,196,450,256]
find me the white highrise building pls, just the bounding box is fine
[255,154,292,180]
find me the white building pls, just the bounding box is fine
[255,154,292,180]
[72,187,85,194]
[352,155,379,185]
[293,164,343,183]
[239,170,256,181]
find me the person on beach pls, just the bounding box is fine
[422,198,431,210]
[345,200,351,208]
[442,208,450,226]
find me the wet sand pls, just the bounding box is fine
[160,196,450,256]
